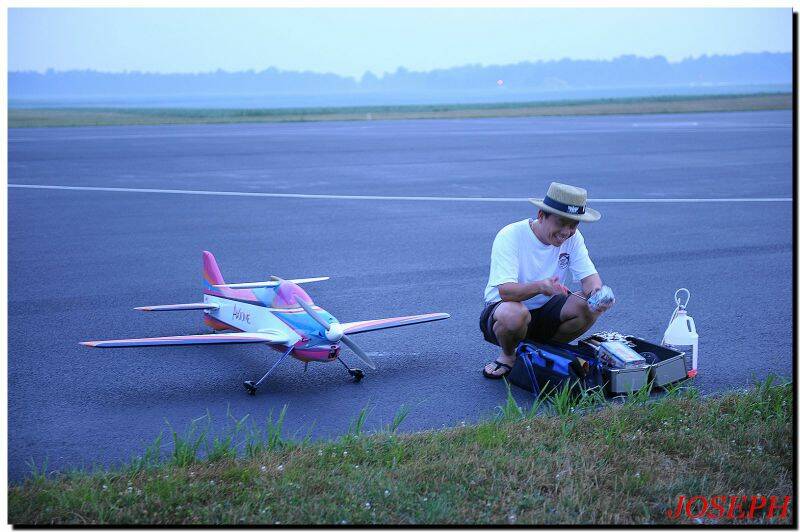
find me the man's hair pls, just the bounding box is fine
[539,209,579,226]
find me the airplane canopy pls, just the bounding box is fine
[272,281,313,308]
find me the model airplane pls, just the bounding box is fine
[82,251,450,394]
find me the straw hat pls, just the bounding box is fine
[529,182,601,222]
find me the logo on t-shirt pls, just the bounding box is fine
[558,253,570,269]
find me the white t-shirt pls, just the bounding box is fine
[484,218,598,310]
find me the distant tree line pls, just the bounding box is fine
[9,52,791,98]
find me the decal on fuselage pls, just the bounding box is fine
[203,295,302,345]
[232,305,251,324]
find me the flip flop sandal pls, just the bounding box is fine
[482,360,513,379]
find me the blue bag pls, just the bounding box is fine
[508,340,603,397]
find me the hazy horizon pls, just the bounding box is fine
[9,8,792,78]
[10,51,791,109]
[7,51,793,80]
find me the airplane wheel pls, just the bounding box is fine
[349,369,364,383]
[244,381,257,395]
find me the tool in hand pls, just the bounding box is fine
[566,288,588,301]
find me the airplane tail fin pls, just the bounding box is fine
[203,251,225,288]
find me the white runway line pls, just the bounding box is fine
[7,184,792,203]
[632,122,700,127]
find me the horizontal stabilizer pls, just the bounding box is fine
[214,276,329,289]
[135,303,220,312]
[340,312,450,335]
[81,330,289,348]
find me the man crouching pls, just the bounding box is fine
[481,182,615,379]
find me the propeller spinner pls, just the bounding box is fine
[295,297,377,370]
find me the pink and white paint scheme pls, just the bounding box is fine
[82,251,450,394]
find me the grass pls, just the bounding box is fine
[8,92,792,128]
[8,375,793,525]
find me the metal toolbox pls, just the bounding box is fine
[576,337,648,395]
[602,365,650,394]
[580,334,688,392]
[625,336,687,388]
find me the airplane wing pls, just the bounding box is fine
[213,277,329,289]
[81,330,289,348]
[134,303,220,312]
[339,312,450,335]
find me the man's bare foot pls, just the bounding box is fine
[482,353,516,379]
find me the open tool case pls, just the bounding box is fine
[611,335,689,389]
[509,333,688,397]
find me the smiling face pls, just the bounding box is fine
[535,210,579,246]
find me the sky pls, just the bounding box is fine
[8,8,793,79]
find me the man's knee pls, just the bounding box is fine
[577,301,601,326]
[562,296,601,324]
[493,302,530,336]
[552,298,602,342]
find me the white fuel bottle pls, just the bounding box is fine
[662,288,698,377]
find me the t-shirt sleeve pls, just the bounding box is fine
[569,230,598,281]
[487,228,519,288]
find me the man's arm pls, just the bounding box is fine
[579,273,602,297]
[498,277,568,302]
[580,273,615,313]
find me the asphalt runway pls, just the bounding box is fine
[8,110,793,482]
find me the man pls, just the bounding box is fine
[481,182,615,379]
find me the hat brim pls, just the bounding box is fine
[528,198,601,222]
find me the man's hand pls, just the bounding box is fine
[537,276,569,297]
[587,285,615,313]
[498,277,569,302]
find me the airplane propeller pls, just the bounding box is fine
[295,297,377,370]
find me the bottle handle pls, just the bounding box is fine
[674,288,690,310]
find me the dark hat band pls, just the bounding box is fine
[543,195,585,215]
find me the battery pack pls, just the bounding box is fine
[597,341,647,368]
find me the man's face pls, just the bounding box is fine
[538,211,579,246]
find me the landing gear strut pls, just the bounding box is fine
[244,346,294,395]
[338,357,365,383]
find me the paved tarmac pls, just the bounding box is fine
[8,110,793,482]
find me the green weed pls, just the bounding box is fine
[525,381,552,418]
[348,402,373,437]
[205,407,251,462]
[386,404,411,433]
[495,379,524,422]
[245,404,291,456]
[265,404,290,450]
[165,415,209,467]
[547,380,581,418]
[574,383,607,413]
[25,456,49,485]
[626,379,655,406]
[129,431,164,473]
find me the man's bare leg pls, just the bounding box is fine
[483,302,530,376]
[551,295,602,343]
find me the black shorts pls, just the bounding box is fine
[479,295,569,346]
